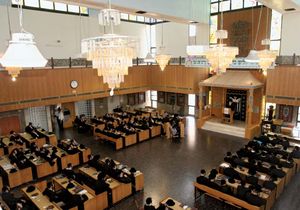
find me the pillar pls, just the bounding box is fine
[247,89,254,127]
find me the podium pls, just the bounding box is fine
[222,108,234,124]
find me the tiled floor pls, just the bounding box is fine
[53,117,299,210]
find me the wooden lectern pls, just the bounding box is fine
[222,108,234,124]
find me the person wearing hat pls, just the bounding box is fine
[94,173,110,195]
[2,186,18,209]
[144,197,156,210]
[165,199,175,208]
[196,169,209,186]
[43,182,61,202]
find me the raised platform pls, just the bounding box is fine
[201,118,246,138]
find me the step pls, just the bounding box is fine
[201,121,245,138]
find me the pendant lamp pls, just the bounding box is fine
[155,23,171,71]
[0,1,47,81]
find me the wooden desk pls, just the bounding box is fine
[138,129,150,142]
[21,186,61,210]
[60,139,91,164]
[24,153,58,178]
[151,125,161,138]
[100,157,144,191]
[96,132,123,150]
[124,134,137,147]
[194,183,263,210]
[216,174,275,210]
[53,175,96,210]
[37,129,57,145]
[161,197,191,210]
[0,155,33,188]
[79,166,132,204]
[19,132,46,148]
[0,147,4,156]
[46,145,80,170]
[2,136,26,154]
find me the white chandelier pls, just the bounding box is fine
[0,0,47,81]
[155,23,171,71]
[204,29,238,74]
[81,0,136,95]
[257,39,277,76]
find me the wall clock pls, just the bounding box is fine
[70,80,78,89]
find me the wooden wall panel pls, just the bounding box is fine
[266,66,300,106]
[220,7,271,57]
[0,65,208,112]
[252,88,263,125]
[0,116,20,135]
[211,87,223,118]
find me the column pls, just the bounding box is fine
[198,86,203,119]
[248,89,254,127]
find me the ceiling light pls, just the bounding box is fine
[82,0,137,95]
[0,2,47,80]
[245,50,259,63]
[155,23,171,71]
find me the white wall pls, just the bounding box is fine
[0,4,149,58]
[0,3,209,59]
[280,12,300,55]
[155,22,209,57]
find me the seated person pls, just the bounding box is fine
[63,163,77,179]
[246,168,258,185]
[236,180,249,200]
[245,186,267,207]
[87,154,103,171]
[94,173,110,195]
[220,179,232,195]
[291,146,300,159]
[224,152,232,164]
[9,131,24,145]
[30,142,39,154]
[25,122,40,139]
[2,186,18,209]
[144,197,156,210]
[207,173,220,191]
[43,182,62,202]
[196,169,209,185]
[223,165,241,180]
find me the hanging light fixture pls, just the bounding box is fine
[245,4,262,63]
[81,0,137,96]
[204,2,238,74]
[144,23,155,63]
[155,23,171,71]
[0,0,47,81]
[257,8,278,76]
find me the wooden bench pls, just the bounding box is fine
[125,134,137,147]
[37,129,57,145]
[19,132,46,148]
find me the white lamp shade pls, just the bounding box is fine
[0,33,47,68]
[144,52,155,63]
[245,50,259,63]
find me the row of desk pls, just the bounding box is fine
[0,141,91,188]
[94,125,162,150]
[21,157,144,210]
[194,143,300,210]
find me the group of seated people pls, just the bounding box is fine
[144,197,179,210]
[196,134,300,207]
[57,138,86,155]
[25,122,41,139]
[2,186,33,210]
[73,115,90,133]
[85,155,137,194]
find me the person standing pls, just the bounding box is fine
[57,107,64,130]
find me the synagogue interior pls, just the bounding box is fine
[1,0,300,209]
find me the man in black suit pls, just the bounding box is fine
[236,181,249,200]
[196,169,209,185]
[2,186,18,209]
[220,179,232,195]
[223,166,242,180]
[207,173,220,191]
[43,182,62,202]
[94,173,110,195]
[144,197,156,210]
[245,190,266,207]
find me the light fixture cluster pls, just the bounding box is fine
[81,0,137,96]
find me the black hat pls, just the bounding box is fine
[79,144,85,149]
[10,168,17,173]
[66,182,75,189]
[26,185,36,193]
[146,197,152,205]
[166,199,175,207]
[130,168,137,173]
[228,178,235,184]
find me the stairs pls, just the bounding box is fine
[201,120,245,138]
